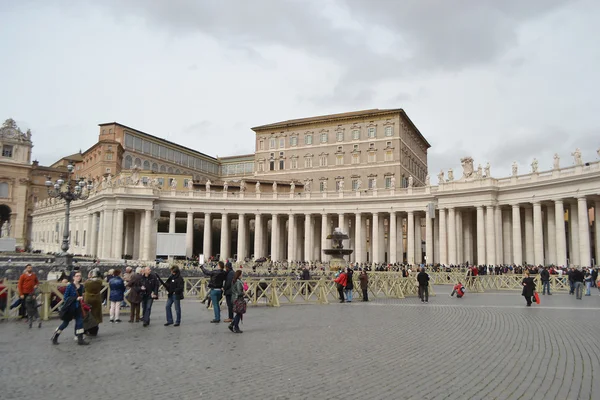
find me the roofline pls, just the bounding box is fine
[98,122,218,161]
[399,110,431,149]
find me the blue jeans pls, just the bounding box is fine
[165,295,181,324]
[344,289,353,302]
[569,280,575,294]
[233,313,242,330]
[58,311,83,335]
[586,282,592,295]
[542,281,551,295]
[210,289,223,321]
[141,296,154,324]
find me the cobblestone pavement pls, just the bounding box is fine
[1,286,600,400]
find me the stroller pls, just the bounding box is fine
[25,290,42,329]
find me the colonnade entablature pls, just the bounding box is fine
[30,158,600,267]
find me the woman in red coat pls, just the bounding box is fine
[334,271,347,303]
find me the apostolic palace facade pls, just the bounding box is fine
[13,108,600,266]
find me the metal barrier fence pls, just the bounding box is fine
[0,275,437,320]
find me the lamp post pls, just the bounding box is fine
[45,162,92,267]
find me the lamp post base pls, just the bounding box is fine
[55,254,73,268]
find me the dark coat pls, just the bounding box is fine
[61,283,83,321]
[417,272,430,286]
[359,272,368,290]
[109,276,126,302]
[201,266,227,289]
[522,277,536,297]
[140,273,160,298]
[540,269,550,282]
[223,269,234,295]
[165,271,184,299]
[126,273,142,304]
[345,270,354,290]
[84,279,104,324]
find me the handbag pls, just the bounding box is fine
[233,298,247,314]
[534,292,540,305]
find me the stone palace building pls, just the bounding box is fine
[27,109,600,266]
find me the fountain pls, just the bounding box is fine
[323,227,354,271]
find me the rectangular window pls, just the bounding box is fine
[368,127,376,138]
[305,158,313,168]
[352,130,360,140]
[2,145,13,157]
[143,140,150,153]
[152,143,159,157]
[167,149,174,161]
[336,155,344,165]
[290,136,298,147]
[352,154,360,164]
[158,178,164,187]
[168,178,174,187]
[183,178,189,188]
[352,179,358,191]
[181,154,188,166]
[106,153,113,160]
[279,138,285,148]
[142,177,149,186]
[269,160,275,171]
[385,176,392,189]
[291,158,298,169]
[124,133,134,148]
[159,146,167,159]
[174,151,181,164]
[368,153,376,163]
[269,138,276,149]
[319,181,326,192]
[353,144,359,151]
[385,151,393,161]
[106,168,111,173]
[258,162,264,172]
[319,155,327,167]
[368,178,375,189]
[279,160,284,170]
[134,137,142,151]
[305,134,313,145]
[259,140,264,150]
[385,126,393,136]
[337,131,344,142]
[320,133,328,143]
[386,141,392,147]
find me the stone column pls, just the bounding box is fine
[486,206,496,266]
[97,210,104,258]
[502,210,512,264]
[524,207,534,265]
[495,206,503,265]
[355,213,363,263]
[203,212,212,259]
[124,213,134,257]
[389,211,397,264]
[425,208,433,265]
[86,214,93,255]
[169,212,176,233]
[142,209,152,260]
[533,202,544,266]
[448,208,456,265]
[321,213,329,262]
[379,215,386,263]
[237,214,246,262]
[287,213,295,262]
[439,208,447,265]
[220,213,230,261]
[407,211,414,265]
[113,209,124,259]
[554,200,567,267]
[90,213,98,257]
[456,211,463,264]
[133,212,142,260]
[304,213,312,261]
[464,211,473,264]
[361,215,367,263]
[271,214,280,261]
[414,214,422,264]
[186,212,194,258]
[512,205,522,265]
[577,196,591,267]
[372,212,380,264]
[595,201,600,266]
[254,214,263,259]
[546,205,556,265]
[103,209,114,259]
[570,202,580,266]
[476,206,486,266]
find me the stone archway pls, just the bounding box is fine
[0,204,11,237]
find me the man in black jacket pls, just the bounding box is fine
[540,266,551,295]
[223,263,235,323]
[140,267,159,327]
[163,266,184,326]
[200,261,227,323]
[417,267,430,303]
[572,268,585,300]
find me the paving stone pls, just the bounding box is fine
[1,287,599,400]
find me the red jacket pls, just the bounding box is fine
[18,273,39,295]
[453,283,464,297]
[334,273,348,288]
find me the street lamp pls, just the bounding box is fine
[46,162,92,267]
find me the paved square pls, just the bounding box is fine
[1,287,599,400]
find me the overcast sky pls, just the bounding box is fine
[1,0,599,183]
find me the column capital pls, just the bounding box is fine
[511,204,520,209]
[187,211,194,217]
[476,205,484,210]
[553,199,563,204]
[576,195,587,201]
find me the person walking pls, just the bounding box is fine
[126,267,143,323]
[108,269,125,323]
[83,268,104,336]
[51,271,89,345]
[573,268,585,300]
[228,270,246,334]
[200,262,227,323]
[522,270,536,306]
[359,269,369,302]
[163,266,184,326]
[540,266,551,295]
[334,269,347,303]
[584,271,593,296]
[140,266,159,327]
[17,264,39,319]
[223,263,235,324]
[417,267,430,303]
[344,267,354,303]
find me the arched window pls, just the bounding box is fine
[160,165,166,172]
[124,155,132,169]
[143,160,150,170]
[134,158,141,168]
[152,163,158,172]
[175,169,180,174]
[167,167,174,173]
